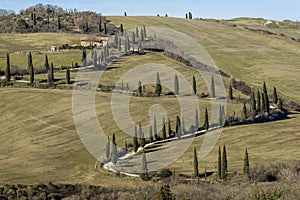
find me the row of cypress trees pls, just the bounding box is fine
[4,53,71,85]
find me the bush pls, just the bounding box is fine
[158,168,173,179]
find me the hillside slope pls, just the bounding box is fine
[108,16,300,102]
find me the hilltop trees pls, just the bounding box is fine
[5,53,10,82]
[193,147,199,177]
[188,12,193,19]
[28,52,34,84]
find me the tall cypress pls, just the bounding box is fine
[49,62,54,86]
[111,133,118,164]
[118,37,121,51]
[120,24,124,35]
[168,119,172,138]
[139,123,146,147]
[136,27,139,38]
[81,49,86,67]
[204,108,209,130]
[143,25,147,38]
[156,72,162,96]
[273,87,278,104]
[261,92,265,112]
[257,90,261,112]
[99,18,102,32]
[251,92,256,111]
[28,52,34,84]
[133,125,139,152]
[243,103,247,120]
[5,53,10,82]
[138,81,142,96]
[57,16,61,30]
[221,145,228,179]
[176,116,181,139]
[193,147,199,177]
[218,146,221,179]
[149,126,154,143]
[229,84,233,100]
[192,75,197,95]
[174,74,179,95]
[141,150,148,174]
[263,82,270,114]
[66,67,70,85]
[219,105,223,126]
[211,75,215,98]
[154,116,158,140]
[195,109,199,131]
[141,28,144,42]
[278,98,283,110]
[106,136,110,159]
[104,23,107,35]
[162,118,167,140]
[243,148,250,177]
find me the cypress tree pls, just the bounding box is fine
[33,13,37,26]
[195,109,199,131]
[251,92,256,111]
[156,72,162,96]
[81,49,86,67]
[120,24,124,35]
[50,62,54,85]
[132,31,136,44]
[176,116,181,139]
[99,18,102,32]
[211,75,215,98]
[28,52,34,84]
[139,123,146,147]
[111,133,118,164]
[44,54,49,70]
[141,150,148,174]
[5,53,10,82]
[168,119,172,138]
[192,75,197,95]
[218,146,221,179]
[174,74,179,95]
[185,13,188,19]
[243,148,250,177]
[229,84,233,100]
[141,28,144,42]
[219,105,224,126]
[106,136,110,159]
[136,27,139,38]
[243,103,247,120]
[124,36,128,53]
[104,23,107,35]
[261,92,265,112]
[189,12,193,19]
[149,126,154,143]
[154,116,158,140]
[278,98,283,110]
[204,108,209,130]
[193,147,199,177]
[257,90,261,112]
[84,20,89,33]
[273,87,278,104]
[263,82,270,114]
[124,12,127,16]
[66,67,70,85]
[221,145,227,179]
[138,81,142,96]
[143,25,147,38]
[126,36,130,52]
[57,16,61,30]
[93,50,97,66]
[162,118,167,140]
[133,125,139,152]
[118,37,121,51]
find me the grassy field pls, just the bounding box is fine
[108,16,300,102]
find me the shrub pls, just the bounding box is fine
[159,168,173,179]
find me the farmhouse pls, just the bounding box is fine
[80,36,109,47]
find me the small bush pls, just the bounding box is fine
[159,168,173,179]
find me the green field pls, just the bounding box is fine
[108,16,300,102]
[0,16,299,185]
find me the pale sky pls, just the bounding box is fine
[1,0,299,21]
